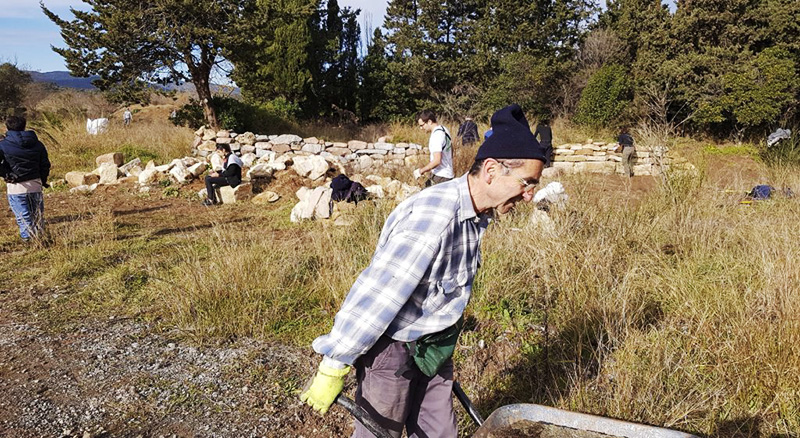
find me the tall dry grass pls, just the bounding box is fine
[35,117,194,177]
[4,99,800,436]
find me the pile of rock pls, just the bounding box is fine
[547,140,689,177]
[192,127,428,173]
[290,174,421,225]
[64,152,210,194]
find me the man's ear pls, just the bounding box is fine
[483,159,498,183]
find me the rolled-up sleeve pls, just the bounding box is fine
[312,229,441,366]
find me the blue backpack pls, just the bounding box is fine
[749,185,774,200]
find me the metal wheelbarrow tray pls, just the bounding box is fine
[473,403,699,438]
[338,394,699,438]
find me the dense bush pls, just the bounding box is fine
[574,64,631,129]
[171,96,299,133]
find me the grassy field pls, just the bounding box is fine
[2,110,800,436]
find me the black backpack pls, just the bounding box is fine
[331,174,369,204]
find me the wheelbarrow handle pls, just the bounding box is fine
[336,394,394,438]
[453,381,484,427]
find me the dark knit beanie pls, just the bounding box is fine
[475,104,546,162]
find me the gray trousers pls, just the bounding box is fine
[352,336,457,438]
[622,146,635,177]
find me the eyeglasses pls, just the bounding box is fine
[499,162,538,193]
[517,177,538,193]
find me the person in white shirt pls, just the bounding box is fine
[413,110,453,186]
[123,108,132,126]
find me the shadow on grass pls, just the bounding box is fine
[475,287,665,424]
[148,217,250,237]
[712,416,793,438]
[112,204,172,216]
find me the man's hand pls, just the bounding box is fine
[299,362,350,414]
[413,169,422,180]
[210,171,219,178]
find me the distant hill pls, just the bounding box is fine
[27,71,99,89]
[26,70,239,95]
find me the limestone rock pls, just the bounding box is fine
[237,132,256,145]
[65,171,100,188]
[292,155,330,180]
[272,144,291,154]
[251,191,280,204]
[255,142,272,150]
[188,162,208,178]
[69,184,94,194]
[241,153,258,168]
[220,183,252,204]
[247,163,275,179]
[327,147,350,156]
[365,185,384,198]
[216,137,233,144]
[96,152,124,167]
[198,140,217,152]
[169,160,192,183]
[273,134,303,144]
[120,158,142,175]
[96,162,120,184]
[290,186,332,222]
[373,142,394,151]
[348,140,368,150]
[201,128,216,141]
[301,143,324,154]
[138,168,160,185]
[127,165,143,177]
[303,137,320,144]
[216,130,230,138]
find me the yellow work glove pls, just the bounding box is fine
[299,362,350,414]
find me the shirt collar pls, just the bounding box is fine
[456,173,482,223]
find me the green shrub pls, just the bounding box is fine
[574,64,631,129]
[171,96,298,133]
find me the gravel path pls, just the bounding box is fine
[0,291,354,438]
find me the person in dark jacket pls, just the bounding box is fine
[534,119,553,167]
[618,127,635,177]
[0,116,51,241]
[203,144,242,206]
[456,116,480,146]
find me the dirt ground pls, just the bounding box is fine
[0,153,769,437]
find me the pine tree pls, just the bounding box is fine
[42,0,243,128]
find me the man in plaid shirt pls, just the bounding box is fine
[301,104,546,438]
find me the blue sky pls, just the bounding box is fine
[0,0,389,72]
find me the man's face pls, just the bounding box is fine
[488,159,544,214]
[418,118,434,132]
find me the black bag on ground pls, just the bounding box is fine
[331,174,369,204]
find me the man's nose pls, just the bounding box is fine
[522,190,535,202]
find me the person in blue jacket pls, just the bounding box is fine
[0,116,51,241]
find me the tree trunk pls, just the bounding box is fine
[194,75,219,130]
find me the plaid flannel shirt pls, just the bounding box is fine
[313,174,491,368]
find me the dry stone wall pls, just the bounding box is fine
[192,127,427,174]
[194,128,690,177]
[548,139,690,177]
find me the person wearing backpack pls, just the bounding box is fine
[413,110,453,187]
[301,104,545,438]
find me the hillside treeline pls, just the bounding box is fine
[42,0,799,139]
